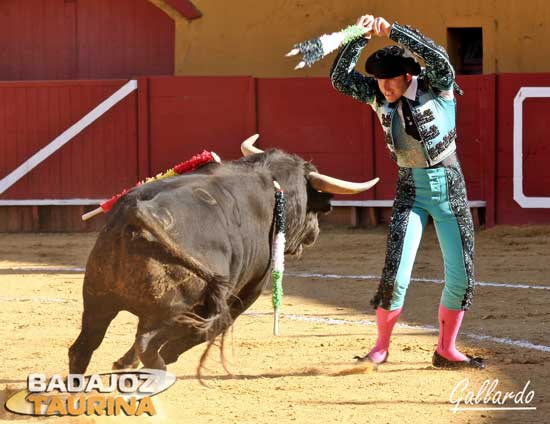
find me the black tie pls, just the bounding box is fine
[401,99,421,141]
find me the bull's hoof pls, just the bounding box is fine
[112,358,140,371]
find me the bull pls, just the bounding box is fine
[69,135,378,374]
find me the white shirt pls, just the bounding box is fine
[397,76,418,126]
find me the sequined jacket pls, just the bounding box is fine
[330,23,459,166]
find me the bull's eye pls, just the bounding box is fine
[307,187,333,213]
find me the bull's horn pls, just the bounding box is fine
[308,172,380,195]
[241,134,263,156]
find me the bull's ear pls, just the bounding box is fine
[307,184,332,213]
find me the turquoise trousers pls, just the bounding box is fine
[371,162,475,311]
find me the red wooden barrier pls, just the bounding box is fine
[2,74,550,231]
[455,75,496,226]
[147,76,256,173]
[0,80,138,200]
[76,0,174,79]
[0,1,76,80]
[0,0,174,81]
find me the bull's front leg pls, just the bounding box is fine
[69,299,118,374]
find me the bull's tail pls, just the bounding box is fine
[131,202,233,340]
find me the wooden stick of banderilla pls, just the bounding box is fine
[274,309,280,336]
[82,207,104,221]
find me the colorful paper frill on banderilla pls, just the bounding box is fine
[272,185,286,336]
[286,24,367,69]
[100,150,220,213]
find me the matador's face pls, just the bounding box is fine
[377,74,412,103]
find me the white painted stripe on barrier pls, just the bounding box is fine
[0,80,138,195]
[287,272,550,290]
[513,87,550,208]
[0,199,106,206]
[245,312,550,353]
[0,199,488,207]
[330,200,486,208]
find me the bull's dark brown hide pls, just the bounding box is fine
[69,149,332,377]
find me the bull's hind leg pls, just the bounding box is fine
[69,300,118,374]
[159,331,203,365]
[112,341,140,370]
[134,321,181,371]
[160,277,267,365]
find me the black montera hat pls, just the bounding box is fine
[365,45,421,79]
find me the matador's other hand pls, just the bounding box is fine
[372,17,391,37]
[355,14,375,38]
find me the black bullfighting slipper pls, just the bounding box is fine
[432,351,486,369]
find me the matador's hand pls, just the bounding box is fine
[355,14,375,38]
[372,17,391,37]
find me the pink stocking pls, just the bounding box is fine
[437,304,468,361]
[368,307,402,363]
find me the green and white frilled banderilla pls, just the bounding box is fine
[286,24,368,69]
[272,181,286,335]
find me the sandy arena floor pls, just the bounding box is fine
[0,225,549,424]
